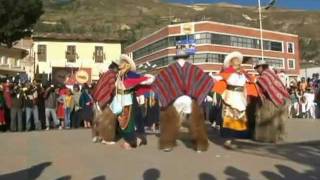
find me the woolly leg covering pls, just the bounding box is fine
[189,100,209,152]
[92,107,101,139]
[97,107,117,142]
[159,105,180,150]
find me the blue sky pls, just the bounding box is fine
[168,0,320,10]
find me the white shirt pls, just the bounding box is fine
[173,95,192,114]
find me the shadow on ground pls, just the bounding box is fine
[143,168,161,180]
[0,162,52,180]
[206,124,320,180]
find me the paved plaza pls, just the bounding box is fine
[0,119,319,180]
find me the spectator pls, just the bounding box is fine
[299,77,308,93]
[64,89,74,129]
[288,89,299,118]
[79,84,93,128]
[72,84,81,128]
[10,85,24,132]
[44,85,60,130]
[0,85,6,128]
[296,96,308,118]
[56,86,67,129]
[24,84,42,131]
[304,88,316,119]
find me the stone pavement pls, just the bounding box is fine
[0,119,319,180]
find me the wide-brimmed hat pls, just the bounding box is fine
[254,59,268,69]
[223,51,243,68]
[120,54,136,71]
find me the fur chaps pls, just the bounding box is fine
[254,98,288,143]
[159,100,209,151]
[92,106,117,142]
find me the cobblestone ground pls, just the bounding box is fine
[0,119,319,180]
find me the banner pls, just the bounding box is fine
[52,67,91,85]
[176,38,196,56]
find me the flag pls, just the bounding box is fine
[264,0,276,10]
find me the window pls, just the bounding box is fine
[212,34,231,46]
[287,42,294,54]
[288,59,295,69]
[66,45,77,62]
[265,58,284,69]
[263,41,283,52]
[132,33,283,61]
[270,41,283,52]
[251,57,284,69]
[195,33,211,44]
[94,46,104,63]
[37,45,47,62]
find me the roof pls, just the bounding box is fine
[0,46,28,58]
[32,33,125,43]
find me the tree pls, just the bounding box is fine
[0,0,43,48]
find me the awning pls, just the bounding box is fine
[0,67,25,76]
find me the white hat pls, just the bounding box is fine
[120,54,136,71]
[223,51,243,68]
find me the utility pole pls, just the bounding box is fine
[258,0,265,61]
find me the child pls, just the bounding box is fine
[64,89,74,129]
[297,96,308,118]
[56,86,67,129]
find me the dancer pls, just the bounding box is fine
[213,51,258,149]
[254,60,289,143]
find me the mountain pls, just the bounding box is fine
[34,0,320,64]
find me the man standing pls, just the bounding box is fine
[72,84,81,128]
[44,85,60,130]
[254,60,289,143]
[25,84,42,131]
[10,84,24,132]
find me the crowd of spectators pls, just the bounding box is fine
[0,79,95,132]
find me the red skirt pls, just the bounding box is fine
[56,103,65,120]
[0,109,6,125]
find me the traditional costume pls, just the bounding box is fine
[92,55,154,149]
[153,47,214,152]
[91,62,118,144]
[213,52,258,149]
[254,60,289,143]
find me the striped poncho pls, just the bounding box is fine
[153,62,214,108]
[257,69,289,106]
[92,70,117,107]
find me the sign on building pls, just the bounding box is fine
[176,38,196,56]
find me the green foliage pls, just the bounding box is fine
[0,0,44,47]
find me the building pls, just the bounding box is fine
[125,21,301,78]
[32,34,122,84]
[0,45,29,78]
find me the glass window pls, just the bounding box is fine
[270,41,282,51]
[66,45,76,62]
[287,42,294,53]
[265,58,284,68]
[37,45,47,62]
[94,46,104,63]
[195,33,211,44]
[212,34,231,45]
[288,59,295,69]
